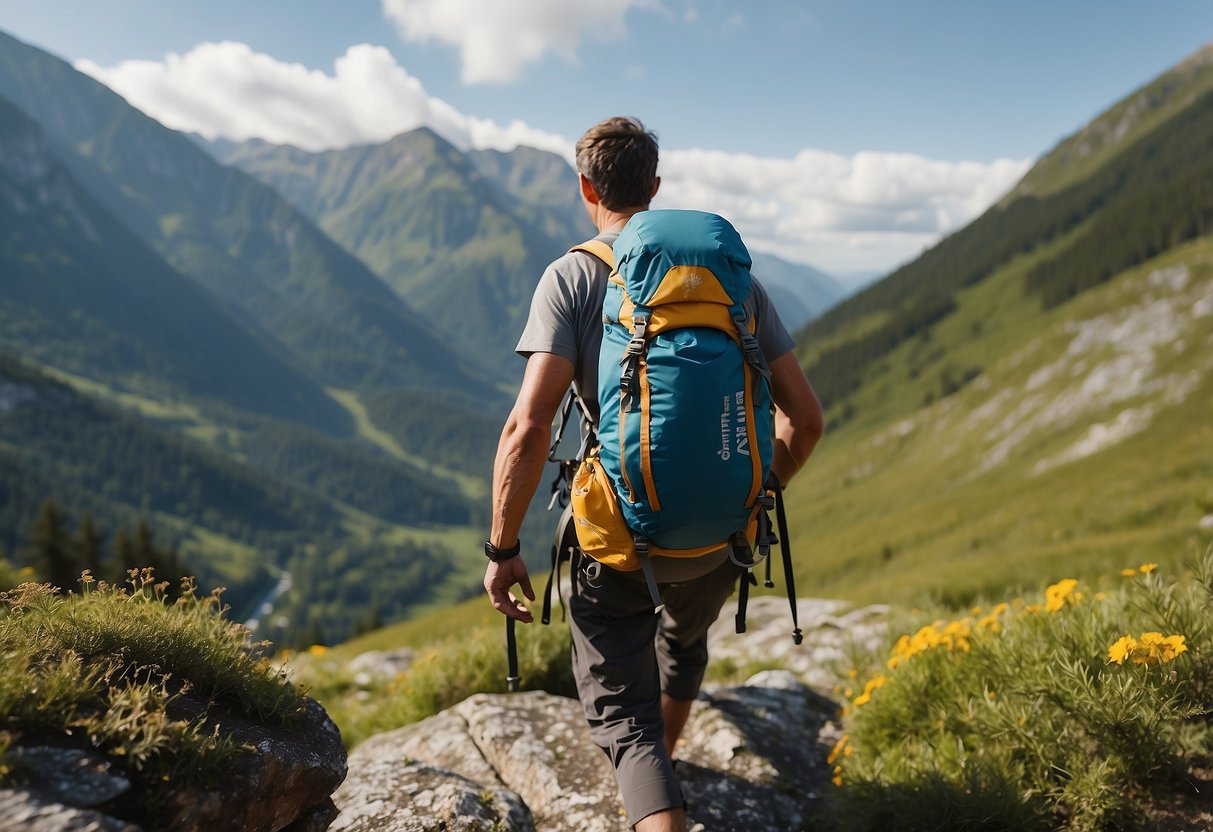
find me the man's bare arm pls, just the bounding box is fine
[484,352,576,622]
[767,351,824,487]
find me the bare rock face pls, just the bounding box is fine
[334,677,837,832]
[676,671,838,831]
[0,696,347,832]
[159,697,346,832]
[332,599,889,831]
[708,596,889,691]
[0,788,139,832]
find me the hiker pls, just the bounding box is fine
[483,116,823,832]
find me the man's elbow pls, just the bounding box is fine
[790,404,824,444]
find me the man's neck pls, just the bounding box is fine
[594,205,647,235]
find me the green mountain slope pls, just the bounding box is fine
[782,47,1213,605]
[0,97,347,431]
[0,30,491,402]
[468,144,595,248]
[217,129,572,377]
[799,47,1213,415]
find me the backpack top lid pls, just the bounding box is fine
[613,210,752,308]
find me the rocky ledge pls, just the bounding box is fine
[332,597,887,831]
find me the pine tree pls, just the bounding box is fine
[112,528,137,584]
[28,500,78,592]
[75,513,104,578]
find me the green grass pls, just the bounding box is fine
[784,238,1213,607]
[290,612,573,749]
[0,571,304,823]
[829,549,1213,831]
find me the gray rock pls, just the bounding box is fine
[0,695,348,832]
[677,676,837,831]
[347,650,415,687]
[158,696,347,832]
[708,596,888,690]
[8,747,130,808]
[330,758,530,832]
[337,681,837,832]
[454,692,629,832]
[0,789,138,832]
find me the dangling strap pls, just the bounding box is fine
[634,537,664,615]
[547,390,596,510]
[542,504,576,625]
[506,617,520,692]
[736,569,755,634]
[728,531,763,570]
[775,486,803,645]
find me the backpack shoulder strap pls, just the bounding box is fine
[570,239,616,270]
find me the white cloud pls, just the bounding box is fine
[76,41,1031,276]
[382,0,653,84]
[75,41,571,156]
[656,148,1030,274]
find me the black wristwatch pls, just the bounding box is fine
[484,539,521,562]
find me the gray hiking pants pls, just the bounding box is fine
[567,555,741,825]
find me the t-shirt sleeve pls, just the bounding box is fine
[749,277,796,361]
[515,261,579,362]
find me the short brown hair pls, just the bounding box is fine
[575,117,659,211]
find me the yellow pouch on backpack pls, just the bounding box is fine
[571,452,639,571]
[571,451,742,572]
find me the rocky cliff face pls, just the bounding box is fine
[332,597,887,831]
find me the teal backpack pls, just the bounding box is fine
[511,210,804,690]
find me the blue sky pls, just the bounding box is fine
[1,1,1209,276]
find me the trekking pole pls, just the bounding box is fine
[506,617,521,692]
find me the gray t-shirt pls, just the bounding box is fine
[515,231,796,583]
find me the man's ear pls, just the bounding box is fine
[579,173,601,205]
[650,176,661,201]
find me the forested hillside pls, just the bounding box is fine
[0,29,506,644]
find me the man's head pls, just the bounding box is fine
[575,117,660,213]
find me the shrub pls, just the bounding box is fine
[0,570,305,818]
[831,549,1213,831]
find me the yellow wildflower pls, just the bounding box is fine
[1108,632,1188,667]
[1044,578,1080,612]
[853,675,888,707]
[1094,592,1107,602]
[1120,568,1138,577]
[1138,563,1159,574]
[832,765,843,787]
[827,735,849,765]
[307,644,329,657]
[1160,635,1188,662]
[1108,635,1136,665]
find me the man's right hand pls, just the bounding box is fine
[484,555,536,623]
